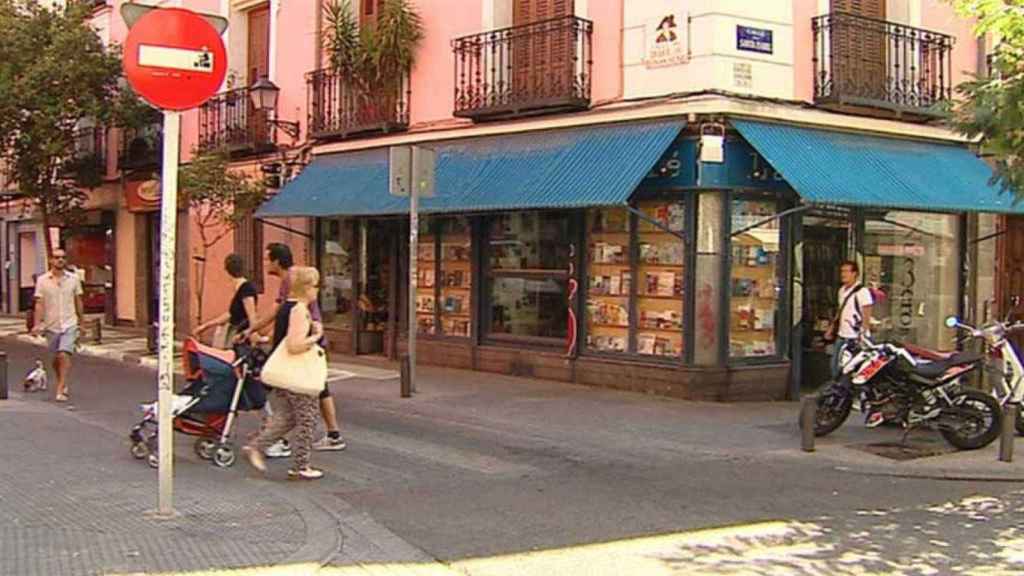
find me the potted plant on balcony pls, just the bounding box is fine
[322,0,422,134]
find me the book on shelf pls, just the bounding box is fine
[588,334,626,352]
[443,318,471,337]
[443,295,465,314]
[417,243,435,261]
[444,244,470,261]
[445,270,465,288]
[417,316,436,334]
[416,295,435,312]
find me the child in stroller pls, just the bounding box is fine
[129,338,268,468]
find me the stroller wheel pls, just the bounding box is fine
[130,442,148,460]
[147,453,159,469]
[194,438,216,461]
[213,445,236,468]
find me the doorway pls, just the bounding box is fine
[998,215,1024,322]
[356,219,395,355]
[799,211,854,391]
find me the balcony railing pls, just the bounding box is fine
[198,87,276,154]
[119,122,163,172]
[452,15,593,121]
[306,68,410,141]
[812,12,954,115]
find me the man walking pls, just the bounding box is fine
[824,260,881,424]
[30,248,84,403]
[245,243,347,454]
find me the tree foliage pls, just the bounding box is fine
[951,0,1024,198]
[0,0,123,250]
[179,149,266,323]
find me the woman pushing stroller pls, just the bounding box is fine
[243,266,327,480]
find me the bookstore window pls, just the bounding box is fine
[320,218,355,330]
[636,200,686,358]
[586,208,631,353]
[414,218,437,335]
[486,211,572,341]
[729,199,781,358]
[439,217,472,337]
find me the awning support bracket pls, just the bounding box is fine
[626,206,686,242]
[730,205,809,238]
[255,218,313,240]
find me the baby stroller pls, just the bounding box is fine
[129,338,268,468]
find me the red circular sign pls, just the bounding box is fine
[123,8,227,111]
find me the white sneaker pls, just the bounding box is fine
[265,439,292,458]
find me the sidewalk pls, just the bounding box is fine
[0,394,342,576]
[0,316,397,382]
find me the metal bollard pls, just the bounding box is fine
[400,355,411,398]
[0,351,7,401]
[800,395,816,452]
[999,403,1018,463]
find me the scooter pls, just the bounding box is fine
[944,315,1024,435]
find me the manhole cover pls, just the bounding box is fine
[849,440,956,461]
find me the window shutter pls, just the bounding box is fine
[234,215,264,292]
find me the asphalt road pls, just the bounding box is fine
[2,338,1022,574]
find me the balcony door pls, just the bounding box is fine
[247,5,271,147]
[513,0,575,105]
[831,0,887,103]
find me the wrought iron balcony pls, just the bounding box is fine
[119,122,163,172]
[452,15,593,121]
[198,87,276,155]
[306,68,410,141]
[812,12,954,115]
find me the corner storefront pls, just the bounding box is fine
[259,117,1016,401]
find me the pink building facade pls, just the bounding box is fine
[7,0,1015,399]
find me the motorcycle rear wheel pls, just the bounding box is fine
[940,390,1002,450]
[808,384,853,437]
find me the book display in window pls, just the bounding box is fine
[586,208,631,353]
[417,220,437,335]
[636,200,684,358]
[730,200,780,357]
[440,217,472,337]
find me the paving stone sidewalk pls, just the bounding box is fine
[0,393,342,576]
[0,315,396,382]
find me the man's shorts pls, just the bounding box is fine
[46,326,78,355]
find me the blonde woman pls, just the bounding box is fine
[243,266,325,480]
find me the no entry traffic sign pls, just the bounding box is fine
[123,7,227,111]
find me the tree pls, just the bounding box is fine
[178,150,266,325]
[950,0,1024,199]
[0,0,123,256]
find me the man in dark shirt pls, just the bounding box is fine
[245,243,347,452]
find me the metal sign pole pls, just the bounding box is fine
[157,110,181,516]
[408,166,418,394]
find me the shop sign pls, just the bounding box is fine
[877,244,926,257]
[736,25,773,55]
[125,179,162,212]
[645,13,688,69]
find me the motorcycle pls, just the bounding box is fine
[945,316,1024,435]
[810,329,1002,450]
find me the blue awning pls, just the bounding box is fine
[257,120,684,217]
[731,119,1023,214]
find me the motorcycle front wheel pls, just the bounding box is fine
[806,383,853,437]
[940,390,1002,450]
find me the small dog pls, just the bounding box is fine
[23,360,47,392]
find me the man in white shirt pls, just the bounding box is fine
[30,249,84,403]
[825,260,874,379]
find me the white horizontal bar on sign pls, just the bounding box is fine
[138,45,215,73]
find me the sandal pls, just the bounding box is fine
[55,393,69,402]
[287,467,324,481]
[242,446,267,473]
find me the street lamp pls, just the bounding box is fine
[249,77,300,139]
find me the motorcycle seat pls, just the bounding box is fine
[898,342,956,362]
[909,351,982,379]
